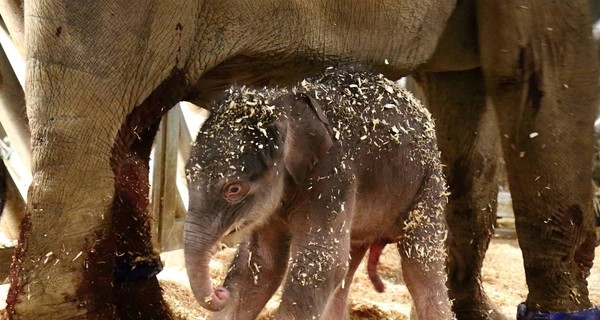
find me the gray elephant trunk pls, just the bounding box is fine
[184,222,230,311]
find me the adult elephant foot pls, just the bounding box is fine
[451,288,507,320]
[447,243,507,320]
[409,294,505,320]
[412,68,504,320]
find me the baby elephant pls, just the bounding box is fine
[185,67,452,320]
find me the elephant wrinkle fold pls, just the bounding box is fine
[185,66,453,319]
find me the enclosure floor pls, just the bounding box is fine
[0,236,598,319]
[158,236,600,320]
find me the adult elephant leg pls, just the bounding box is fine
[7,2,198,318]
[7,80,185,319]
[478,0,599,315]
[413,68,504,320]
[7,80,184,319]
[7,99,131,318]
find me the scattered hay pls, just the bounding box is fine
[159,238,600,320]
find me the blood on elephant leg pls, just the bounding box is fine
[413,68,504,320]
[108,72,188,318]
[111,121,170,318]
[8,106,124,317]
[478,1,599,315]
[6,63,187,317]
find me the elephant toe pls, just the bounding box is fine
[452,299,507,320]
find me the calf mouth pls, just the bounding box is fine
[219,219,251,248]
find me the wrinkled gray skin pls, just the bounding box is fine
[185,68,451,320]
[7,0,598,319]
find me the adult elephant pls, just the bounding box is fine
[2,0,598,319]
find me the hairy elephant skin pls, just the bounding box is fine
[185,67,452,320]
[7,0,598,319]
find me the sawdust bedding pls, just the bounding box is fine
[159,237,600,320]
[0,235,596,319]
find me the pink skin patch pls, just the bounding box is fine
[213,287,229,301]
[202,286,230,311]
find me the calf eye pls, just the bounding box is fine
[223,182,249,203]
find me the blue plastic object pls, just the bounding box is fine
[517,303,600,320]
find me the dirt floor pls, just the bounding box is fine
[0,189,598,320]
[157,235,600,320]
[0,234,597,319]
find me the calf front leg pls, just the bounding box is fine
[321,245,368,320]
[212,217,290,320]
[275,234,350,319]
[274,199,352,319]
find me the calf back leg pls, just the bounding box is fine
[398,166,452,320]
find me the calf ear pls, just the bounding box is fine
[277,92,333,184]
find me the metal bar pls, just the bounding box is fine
[0,139,28,200]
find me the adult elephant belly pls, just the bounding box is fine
[186,0,459,107]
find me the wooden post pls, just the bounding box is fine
[0,168,25,240]
[177,101,209,211]
[150,103,209,252]
[0,20,24,87]
[175,107,194,215]
[0,33,30,201]
[151,105,182,252]
[0,17,27,279]
[0,0,24,57]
